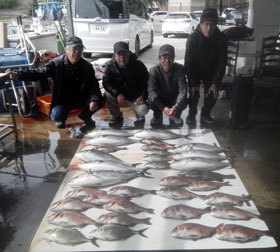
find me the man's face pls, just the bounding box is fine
[200,21,216,38]
[67,45,83,64]
[159,55,174,72]
[114,51,130,69]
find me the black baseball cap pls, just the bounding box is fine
[200,8,218,24]
[66,36,85,48]
[159,44,175,57]
[114,41,129,54]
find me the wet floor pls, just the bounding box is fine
[1,35,280,251]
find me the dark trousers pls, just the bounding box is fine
[148,97,188,119]
[50,96,105,123]
[188,82,217,116]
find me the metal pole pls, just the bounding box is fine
[66,0,74,37]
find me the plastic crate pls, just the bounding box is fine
[36,94,52,116]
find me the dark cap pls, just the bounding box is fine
[66,36,85,48]
[200,8,218,24]
[159,44,175,57]
[114,41,129,54]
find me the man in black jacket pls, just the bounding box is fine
[184,8,227,124]
[148,44,188,128]
[102,41,149,129]
[7,36,105,132]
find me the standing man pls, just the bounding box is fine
[7,36,105,133]
[102,41,149,129]
[184,8,227,124]
[148,44,188,128]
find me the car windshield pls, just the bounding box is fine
[167,13,190,19]
[75,0,127,19]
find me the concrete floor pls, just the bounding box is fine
[0,35,280,252]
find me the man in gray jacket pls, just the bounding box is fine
[148,44,188,128]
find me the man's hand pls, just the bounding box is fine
[117,94,126,106]
[190,87,200,97]
[208,84,218,99]
[135,96,145,105]
[169,103,179,117]
[89,101,98,112]
[163,107,171,117]
[5,69,18,80]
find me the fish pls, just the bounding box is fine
[170,142,229,153]
[104,199,154,214]
[171,223,218,240]
[47,210,99,228]
[108,185,157,198]
[142,154,169,162]
[82,193,124,206]
[161,204,211,220]
[96,212,152,226]
[68,173,127,188]
[134,129,191,140]
[143,161,170,170]
[89,224,148,243]
[75,149,127,163]
[178,170,236,182]
[170,149,228,161]
[64,188,107,200]
[211,206,262,221]
[90,170,152,180]
[157,187,205,200]
[169,157,230,171]
[214,224,272,243]
[142,139,175,148]
[85,129,133,138]
[86,135,136,146]
[159,176,196,187]
[144,149,170,156]
[141,143,171,151]
[186,180,231,191]
[44,227,91,246]
[79,160,142,173]
[92,145,127,153]
[50,198,96,212]
[204,192,252,206]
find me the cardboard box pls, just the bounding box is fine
[36,94,51,116]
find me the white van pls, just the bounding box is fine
[73,0,154,57]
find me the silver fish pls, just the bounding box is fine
[50,198,96,212]
[44,227,90,246]
[142,154,169,162]
[186,180,231,191]
[86,129,133,138]
[64,188,107,200]
[170,142,229,153]
[108,185,157,198]
[134,129,191,140]
[161,204,211,220]
[89,224,148,243]
[157,187,205,200]
[211,206,262,221]
[47,210,99,228]
[159,176,196,187]
[96,212,152,226]
[171,223,218,240]
[144,149,170,156]
[79,160,142,173]
[86,135,136,146]
[104,199,154,214]
[144,161,170,170]
[214,224,272,243]
[204,192,252,206]
[169,157,229,171]
[68,173,126,188]
[90,170,151,180]
[142,139,175,148]
[178,170,236,182]
[75,149,126,163]
[170,149,228,161]
[141,143,171,151]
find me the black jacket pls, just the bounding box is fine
[17,55,103,112]
[184,26,228,88]
[102,53,149,101]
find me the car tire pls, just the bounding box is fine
[83,52,92,58]
[148,31,153,48]
[134,37,140,58]
[163,33,168,38]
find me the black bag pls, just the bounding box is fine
[223,25,254,40]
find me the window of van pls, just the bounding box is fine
[75,0,128,19]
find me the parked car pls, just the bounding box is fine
[149,11,168,34]
[222,7,243,25]
[192,10,203,21]
[162,12,199,38]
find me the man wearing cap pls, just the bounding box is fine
[184,8,227,124]
[7,36,105,132]
[148,44,188,128]
[102,41,149,129]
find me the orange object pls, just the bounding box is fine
[36,94,52,116]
